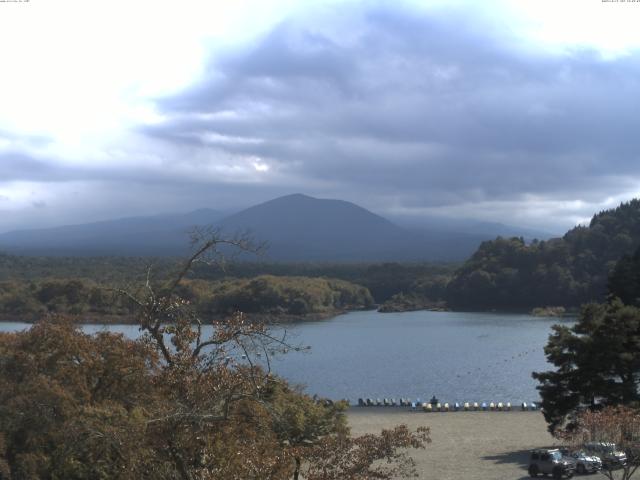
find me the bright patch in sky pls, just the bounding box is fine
[2,0,637,141]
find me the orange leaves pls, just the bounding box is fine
[303,425,431,480]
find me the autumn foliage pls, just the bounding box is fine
[558,406,640,480]
[0,234,430,479]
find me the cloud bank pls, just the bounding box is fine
[144,4,640,231]
[2,2,640,233]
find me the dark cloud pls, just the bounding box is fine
[144,3,640,227]
[2,3,638,234]
[0,152,69,182]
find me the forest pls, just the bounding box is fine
[3,199,640,318]
[0,275,374,322]
[0,254,455,321]
[445,199,640,310]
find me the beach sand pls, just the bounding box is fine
[347,408,559,480]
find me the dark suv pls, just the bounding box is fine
[528,449,575,478]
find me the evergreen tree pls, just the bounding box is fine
[533,299,640,432]
[609,245,640,307]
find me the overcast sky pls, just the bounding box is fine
[1,0,640,234]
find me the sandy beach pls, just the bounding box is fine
[347,408,559,480]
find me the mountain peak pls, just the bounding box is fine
[278,193,314,200]
[0,194,513,261]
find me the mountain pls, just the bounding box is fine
[216,194,536,261]
[0,193,548,261]
[0,209,224,256]
[217,194,427,261]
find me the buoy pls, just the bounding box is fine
[423,403,433,412]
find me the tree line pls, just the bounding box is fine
[446,199,640,310]
[0,275,374,322]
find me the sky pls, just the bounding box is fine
[1,0,640,234]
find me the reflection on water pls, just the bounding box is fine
[0,310,572,403]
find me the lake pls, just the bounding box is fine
[0,310,571,405]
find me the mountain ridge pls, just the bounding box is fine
[0,194,545,261]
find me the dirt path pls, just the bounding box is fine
[347,409,560,480]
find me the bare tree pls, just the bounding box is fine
[559,406,640,480]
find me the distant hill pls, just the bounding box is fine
[217,194,428,261]
[446,199,640,309]
[391,214,555,241]
[0,209,224,256]
[216,194,553,261]
[0,193,548,261]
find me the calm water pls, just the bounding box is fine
[0,310,571,404]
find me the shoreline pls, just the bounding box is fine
[0,306,577,325]
[346,405,540,414]
[0,309,356,325]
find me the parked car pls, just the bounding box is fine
[529,449,575,478]
[583,442,627,469]
[567,450,602,474]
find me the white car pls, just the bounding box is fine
[568,450,602,475]
[583,442,627,469]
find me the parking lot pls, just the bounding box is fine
[347,409,565,480]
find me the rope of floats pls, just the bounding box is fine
[355,398,540,411]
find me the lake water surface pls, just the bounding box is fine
[1,310,571,404]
